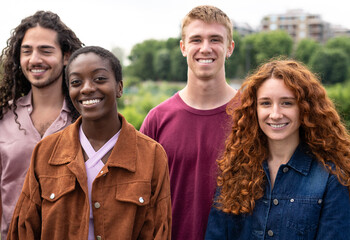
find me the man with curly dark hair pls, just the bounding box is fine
[0,10,83,238]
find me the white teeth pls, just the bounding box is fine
[82,99,101,105]
[198,59,213,63]
[31,69,45,73]
[270,123,287,128]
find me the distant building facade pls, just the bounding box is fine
[232,20,256,37]
[260,9,337,43]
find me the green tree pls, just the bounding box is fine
[326,81,350,129]
[128,39,164,80]
[309,48,348,84]
[326,36,350,57]
[225,31,244,79]
[170,47,187,82]
[295,39,320,65]
[154,48,171,80]
[254,30,293,65]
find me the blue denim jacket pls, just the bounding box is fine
[205,144,350,240]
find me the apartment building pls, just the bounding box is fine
[260,9,332,43]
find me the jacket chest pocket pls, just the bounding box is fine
[115,181,151,206]
[285,197,322,238]
[39,175,76,202]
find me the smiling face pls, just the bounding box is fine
[20,25,68,89]
[180,19,234,81]
[68,52,122,123]
[257,78,301,146]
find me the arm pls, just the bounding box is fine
[315,175,350,239]
[7,150,42,240]
[139,144,172,240]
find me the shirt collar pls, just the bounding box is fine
[285,144,314,176]
[17,90,70,113]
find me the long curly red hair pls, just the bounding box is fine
[217,59,350,215]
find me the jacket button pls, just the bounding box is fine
[283,167,289,173]
[50,193,55,199]
[94,202,101,209]
[273,199,279,205]
[318,199,323,204]
[139,197,144,203]
[96,235,102,240]
[268,230,274,236]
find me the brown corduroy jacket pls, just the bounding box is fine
[7,114,171,240]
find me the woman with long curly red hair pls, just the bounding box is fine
[205,59,350,239]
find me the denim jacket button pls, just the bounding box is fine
[273,199,279,205]
[283,167,289,173]
[290,198,295,203]
[318,199,323,204]
[268,230,274,236]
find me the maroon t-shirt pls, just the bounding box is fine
[140,92,238,240]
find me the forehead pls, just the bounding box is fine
[184,19,228,40]
[69,52,111,73]
[21,26,59,48]
[257,78,295,97]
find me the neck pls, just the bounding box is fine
[179,72,236,109]
[267,138,299,165]
[81,113,122,149]
[31,79,65,110]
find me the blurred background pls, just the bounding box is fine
[1,0,350,129]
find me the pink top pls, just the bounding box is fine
[0,91,72,239]
[79,125,120,240]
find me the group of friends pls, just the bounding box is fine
[0,5,349,240]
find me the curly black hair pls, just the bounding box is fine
[0,10,84,128]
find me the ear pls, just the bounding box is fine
[180,40,187,57]
[63,52,70,65]
[226,40,235,58]
[116,80,123,98]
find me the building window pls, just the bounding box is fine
[270,24,277,30]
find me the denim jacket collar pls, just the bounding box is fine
[285,144,313,176]
[48,114,137,172]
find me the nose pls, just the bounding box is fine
[199,40,212,54]
[28,50,43,65]
[80,80,96,95]
[269,105,283,119]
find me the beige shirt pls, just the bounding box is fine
[0,91,71,239]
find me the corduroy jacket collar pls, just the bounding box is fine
[48,113,137,172]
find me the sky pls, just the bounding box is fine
[1,0,349,58]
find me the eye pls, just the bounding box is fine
[69,79,81,87]
[95,76,107,82]
[259,101,271,106]
[190,38,201,43]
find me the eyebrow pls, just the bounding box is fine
[68,67,109,77]
[258,96,296,100]
[188,34,224,40]
[21,45,56,50]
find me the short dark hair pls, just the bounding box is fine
[66,46,123,87]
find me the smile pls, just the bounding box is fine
[197,59,214,63]
[268,123,288,128]
[30,69,46,73]
[81,99,101,105]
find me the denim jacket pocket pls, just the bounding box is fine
[115,181,151,206]
[39,175,76,202]
[286,197,321,237]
